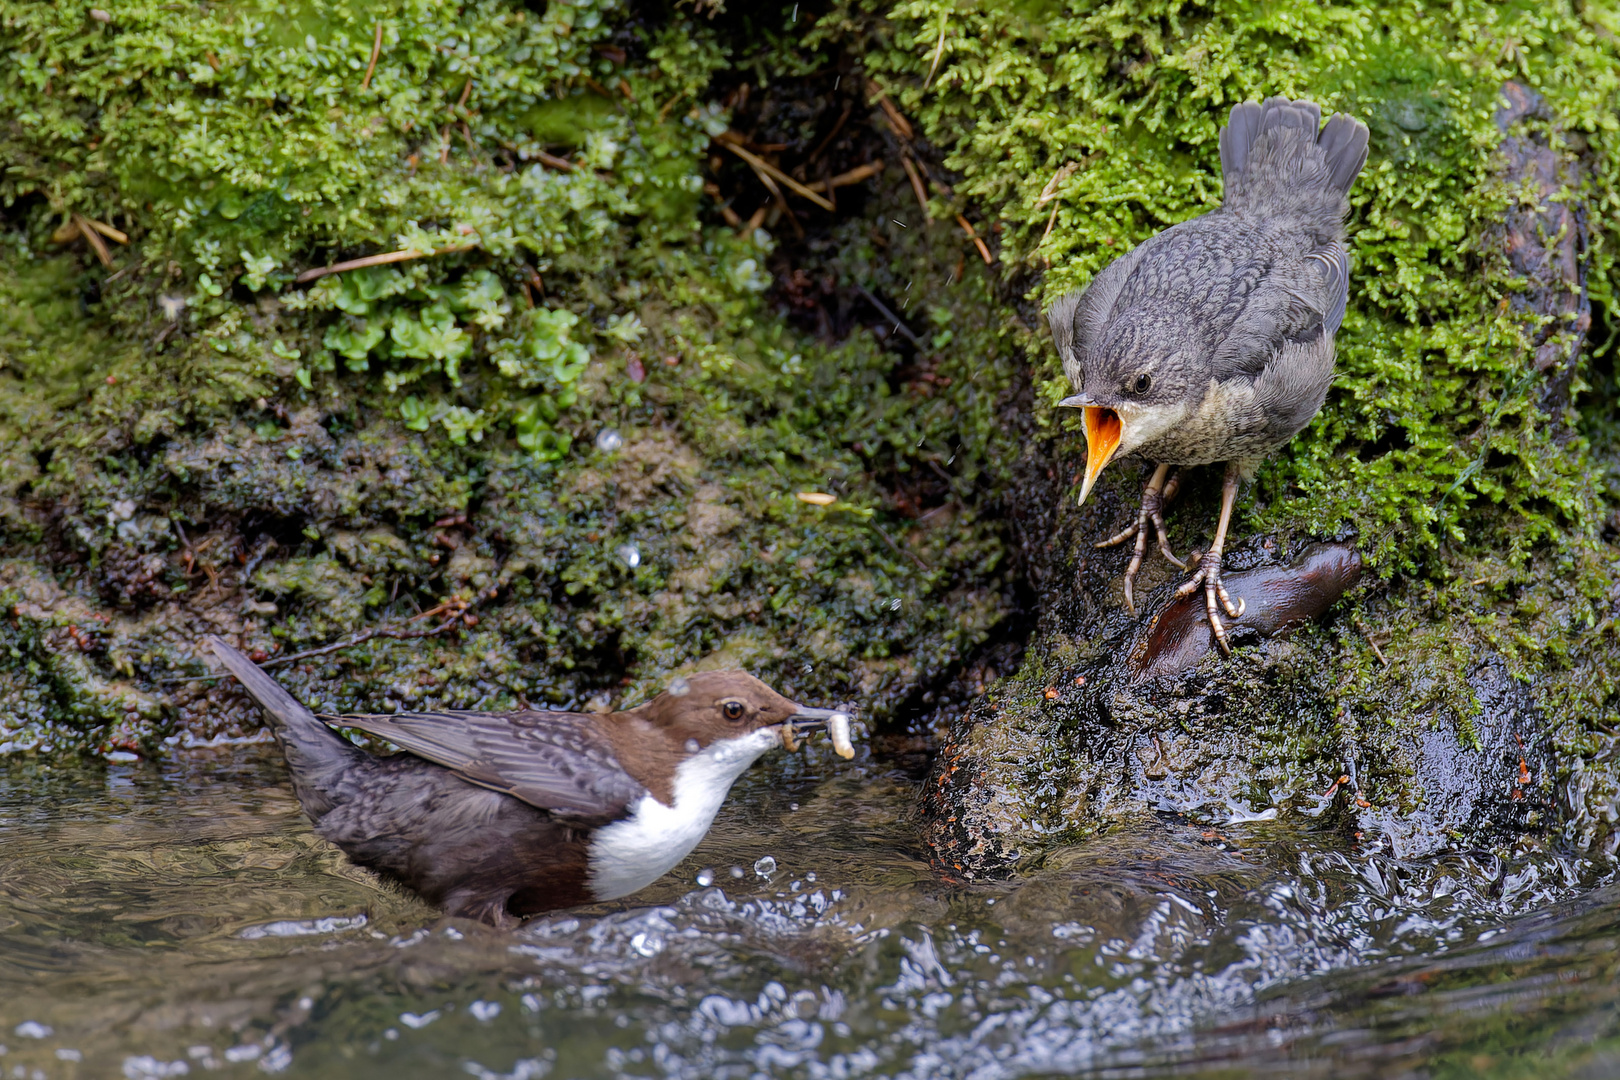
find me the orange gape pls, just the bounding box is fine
[1079,406,1122,506]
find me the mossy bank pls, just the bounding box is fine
[3,1,1620,872]
[0,0,1028,755]
[841,0,1620,872]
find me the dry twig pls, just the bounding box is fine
[716,137,834,211]
[1354,616,1390,667]
[360,22,383,90]
[805,161,883,192]
[293,243,475,285]
[956,214,993,265]
[900,156,931,220]
[925,17,949,88]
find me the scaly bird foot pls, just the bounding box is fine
[1176,549,1246,655]
[1095,468,1185,613]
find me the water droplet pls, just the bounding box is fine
[729,866,746,879]
[14,1021,51,1039]
[890,598,903,611]
[806,871,816,882]
[616,542,641,568]
[696,868,715,887]
[802,662,814,674]
[667,676,690,697]
[630,931,663,957]
[753,856,777,880]
[595,428,623,452]
[469,1000,501,1022]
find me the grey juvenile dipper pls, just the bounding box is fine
[206,636,851,928]
[1048,97,1369,653]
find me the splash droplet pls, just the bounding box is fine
[695,867,715,887]
[595,428,624,453]
[468,1000,501,1022]
[630,931,663,957]
[729,866,746,879]
[753,856,777,880]
[616,542,641,569]
[889,597,903,611]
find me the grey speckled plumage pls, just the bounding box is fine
[1049,97,1369,652]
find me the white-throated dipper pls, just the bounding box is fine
[1048,96,1369,653]
[205,636,852,928]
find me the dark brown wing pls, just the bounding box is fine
[327,709,647,822]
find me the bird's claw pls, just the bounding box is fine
[1096,470,1184,613]
[1176,550,1244,655]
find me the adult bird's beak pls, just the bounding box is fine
[782,706,855,758]
[1057,395,1123,507]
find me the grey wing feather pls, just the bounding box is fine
[332,710,646,820]
[1252,332,1337,446]
[1307,240,1350,335]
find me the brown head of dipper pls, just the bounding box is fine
[1047,97,1369,653]
[205,636,852,928]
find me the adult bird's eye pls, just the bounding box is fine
[722,701,747,722]
[1133,373,1152,394]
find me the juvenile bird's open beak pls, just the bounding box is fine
[1057,395,1123,507]
[782,706,855,758]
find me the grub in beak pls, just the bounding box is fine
[783,706,855,758]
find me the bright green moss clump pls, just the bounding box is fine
[0,1,1026,751]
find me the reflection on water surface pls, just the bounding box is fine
[2,746,1619,1078]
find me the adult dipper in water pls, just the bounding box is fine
[1048,97,1369,653]
[205,636,852,928]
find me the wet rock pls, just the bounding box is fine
[920,494,1562,879]
[1129,543,1362,683]
[1490,81,1590,417]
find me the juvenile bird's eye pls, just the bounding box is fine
[1133,373,1152,394]
[722,701,747,721]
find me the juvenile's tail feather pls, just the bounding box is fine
[1219,96,1368,218]
[204,635,364,819]
[1317,112,1370,195]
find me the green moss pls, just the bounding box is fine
[0,0,1034,754]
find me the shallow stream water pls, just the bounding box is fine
[4,743,1620,1079]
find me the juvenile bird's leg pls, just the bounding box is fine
[1177,463,1246,655]
[1097,462,1186,614]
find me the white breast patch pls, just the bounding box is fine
[586,727,781,901]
